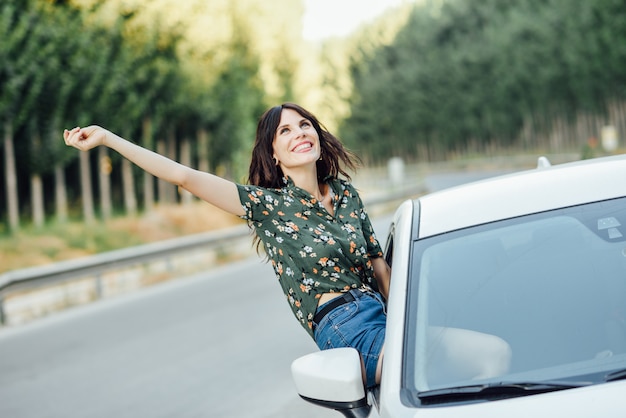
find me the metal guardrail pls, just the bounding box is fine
[0,225,252,325]
[0,183,426,325]
[0,224,251,291]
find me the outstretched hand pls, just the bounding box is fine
[63,126,108,151]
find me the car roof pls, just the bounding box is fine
[417,154,626,238]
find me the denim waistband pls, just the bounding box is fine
[313,289,364,324]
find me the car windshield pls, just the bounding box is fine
[404,197,626,404]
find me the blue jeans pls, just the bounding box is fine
[313,290,387,388]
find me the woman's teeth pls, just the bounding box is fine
[293,143,312,152]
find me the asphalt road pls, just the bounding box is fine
[0,257,334,418]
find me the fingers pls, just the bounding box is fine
[64,125,106,151]
[81,125,97,135]
[64,127,77,140]
[63,127,84,148]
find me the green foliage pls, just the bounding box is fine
[205,17,265,178]
[0,0,279,226]
[341,0,626,162]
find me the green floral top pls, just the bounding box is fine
[237,177,384,338]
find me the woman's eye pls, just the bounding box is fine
[280,127,289,134]
[301,121,311,128]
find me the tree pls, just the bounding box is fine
[23,2,84,227]
[204,15,266,181]
[341,0,626,162]
[0,0,61,230]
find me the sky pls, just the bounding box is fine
[302,0,410,41]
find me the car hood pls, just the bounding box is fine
[417,154,626,238]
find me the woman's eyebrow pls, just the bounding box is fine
[277,118,309,132]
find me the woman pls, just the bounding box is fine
[64,103,391,389]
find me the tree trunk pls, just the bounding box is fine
[143,169,154,212]
[79,151,96,225]
[179,138,193,205]
[3,121,19,232]
[197,128,210,173]
[122,158,137,216]
[608,99,626,149]
[29,130,46,228]
[54,164,68,223]
[142,117,154,212]
[155,130,178,204]
[156,138,171,204]
[30,174,45,228]
[114,127,137,217]
[98,146,112,220]
[167,129,178,203]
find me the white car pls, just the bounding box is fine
[292,154,626,417]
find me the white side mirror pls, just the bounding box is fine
[291,348,371,418]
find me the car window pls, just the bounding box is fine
[384,231,394,268]
[404,197,626,401]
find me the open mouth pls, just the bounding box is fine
[292,142,314,153]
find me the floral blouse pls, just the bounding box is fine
[237,177,384,338]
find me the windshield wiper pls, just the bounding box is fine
[605,368,626,382]
[418,381,591,404]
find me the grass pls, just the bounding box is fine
[0,202,244,274]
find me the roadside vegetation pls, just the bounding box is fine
[341,0,626,162]
[0,202,242,273]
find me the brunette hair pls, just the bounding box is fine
[247,103,360,187]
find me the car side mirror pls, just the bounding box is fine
[291,348,372,418]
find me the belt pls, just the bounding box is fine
[313,290,363,324]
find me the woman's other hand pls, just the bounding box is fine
[63,126,108,151]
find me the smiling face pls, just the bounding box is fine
[272,108,321,174]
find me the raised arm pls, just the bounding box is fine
[64,126,245,216]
